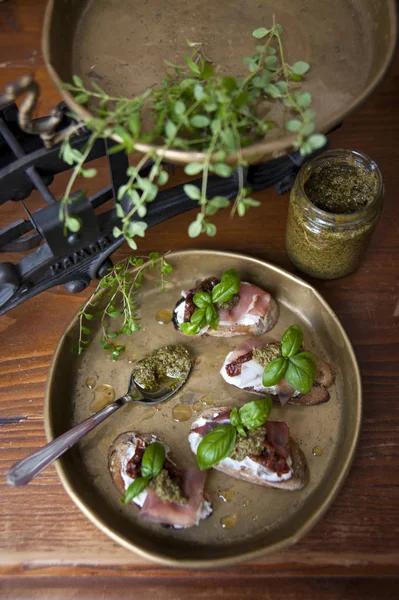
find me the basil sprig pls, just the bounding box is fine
[179,268,241,336]
[121,441,165,505]
[196,398,272,470]
[262,324,317,394]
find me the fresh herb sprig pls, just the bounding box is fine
[121,442,165,504]
[179,268,241,335]
[73,252,172,359]
[262,324,317,393]
[196,398,272,470]
[60,22,326,247]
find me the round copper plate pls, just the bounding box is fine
[44,250,362,567]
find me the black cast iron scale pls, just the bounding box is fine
[0,76,328,316]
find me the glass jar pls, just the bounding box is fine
[285,149,383,279]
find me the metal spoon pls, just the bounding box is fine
[7,370,190,487]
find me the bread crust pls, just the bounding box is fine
[190,407,308,491]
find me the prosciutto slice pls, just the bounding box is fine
[266,421,290,459]
[275,379,296,407]
[140,468,208,528]
[218,282,272,323]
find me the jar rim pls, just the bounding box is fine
[296,148,383,226]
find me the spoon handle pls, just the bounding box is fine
[7,396,129,487]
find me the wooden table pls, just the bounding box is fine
[0,1,398,598]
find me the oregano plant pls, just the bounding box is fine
[60,20,326,248]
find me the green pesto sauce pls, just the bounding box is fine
[133,345,191,391]
[231,428,266,462]
[304,163,376,214]
[286,160,381,279]
[252,342,281,367]
[218,293,240,311]
[149,468,187,504]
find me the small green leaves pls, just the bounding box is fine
[188,213,203,237]
[185,55,200,75]
[262,356,288,387]
[205,196,230,216]
[295,92,312,108]
[261,325,317,394]
[193,291,212,308]
[285,352,317,394]
[281,324,303,357]
[211,268,241,305]
[197,425,237,470]
[72,74,83,88]
[184,162,204,176]
[190,115,210,128]
[141,442,165,478]
[291,61,310,75]
[121,441,166,504]
[286,119,302,132]
[165,120,178,138]
[194,84,206,101]
[121,476,152,505]
[230,407,246,438]
[308,134,327,149]
[196,399,273,470]
[62,23,322,263]
[252,27,270,39]
[184,184,201,201]
[66,216,81,233]
[174,100,186,115]
[212,163,232,178]
[238,398,272,430]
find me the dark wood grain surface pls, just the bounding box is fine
[0,1,398,598]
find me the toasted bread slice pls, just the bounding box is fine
[189,407,309,491]
[207,297,279,337]
[221,344,335,406]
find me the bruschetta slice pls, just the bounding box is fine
[189,407,308,491]
[220,338,335,406]
[108,432,212,528]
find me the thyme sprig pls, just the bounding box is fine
[73,252,172,359]
[60,22,326,247]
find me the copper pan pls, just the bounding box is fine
[42,0,397,164]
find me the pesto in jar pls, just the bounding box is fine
[285,149,383,280]
[132,345,191,391]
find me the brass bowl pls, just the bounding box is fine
[42,0,397,164]
[44,250,362,567]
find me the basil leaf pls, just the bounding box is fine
[205,304,219,330]
[121,476,151,505]
[211,268,241,305]
[196,425,237,470]
[285,351,317,394]
[190,308,207,327]
[229,407,246,436]
[262,356,288,387]
[141,441,165,478]
[238,397,272,430]
[281,324,303,358]
[179,321,200,335]
[230,407,241,427]
[193,291,212,308]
